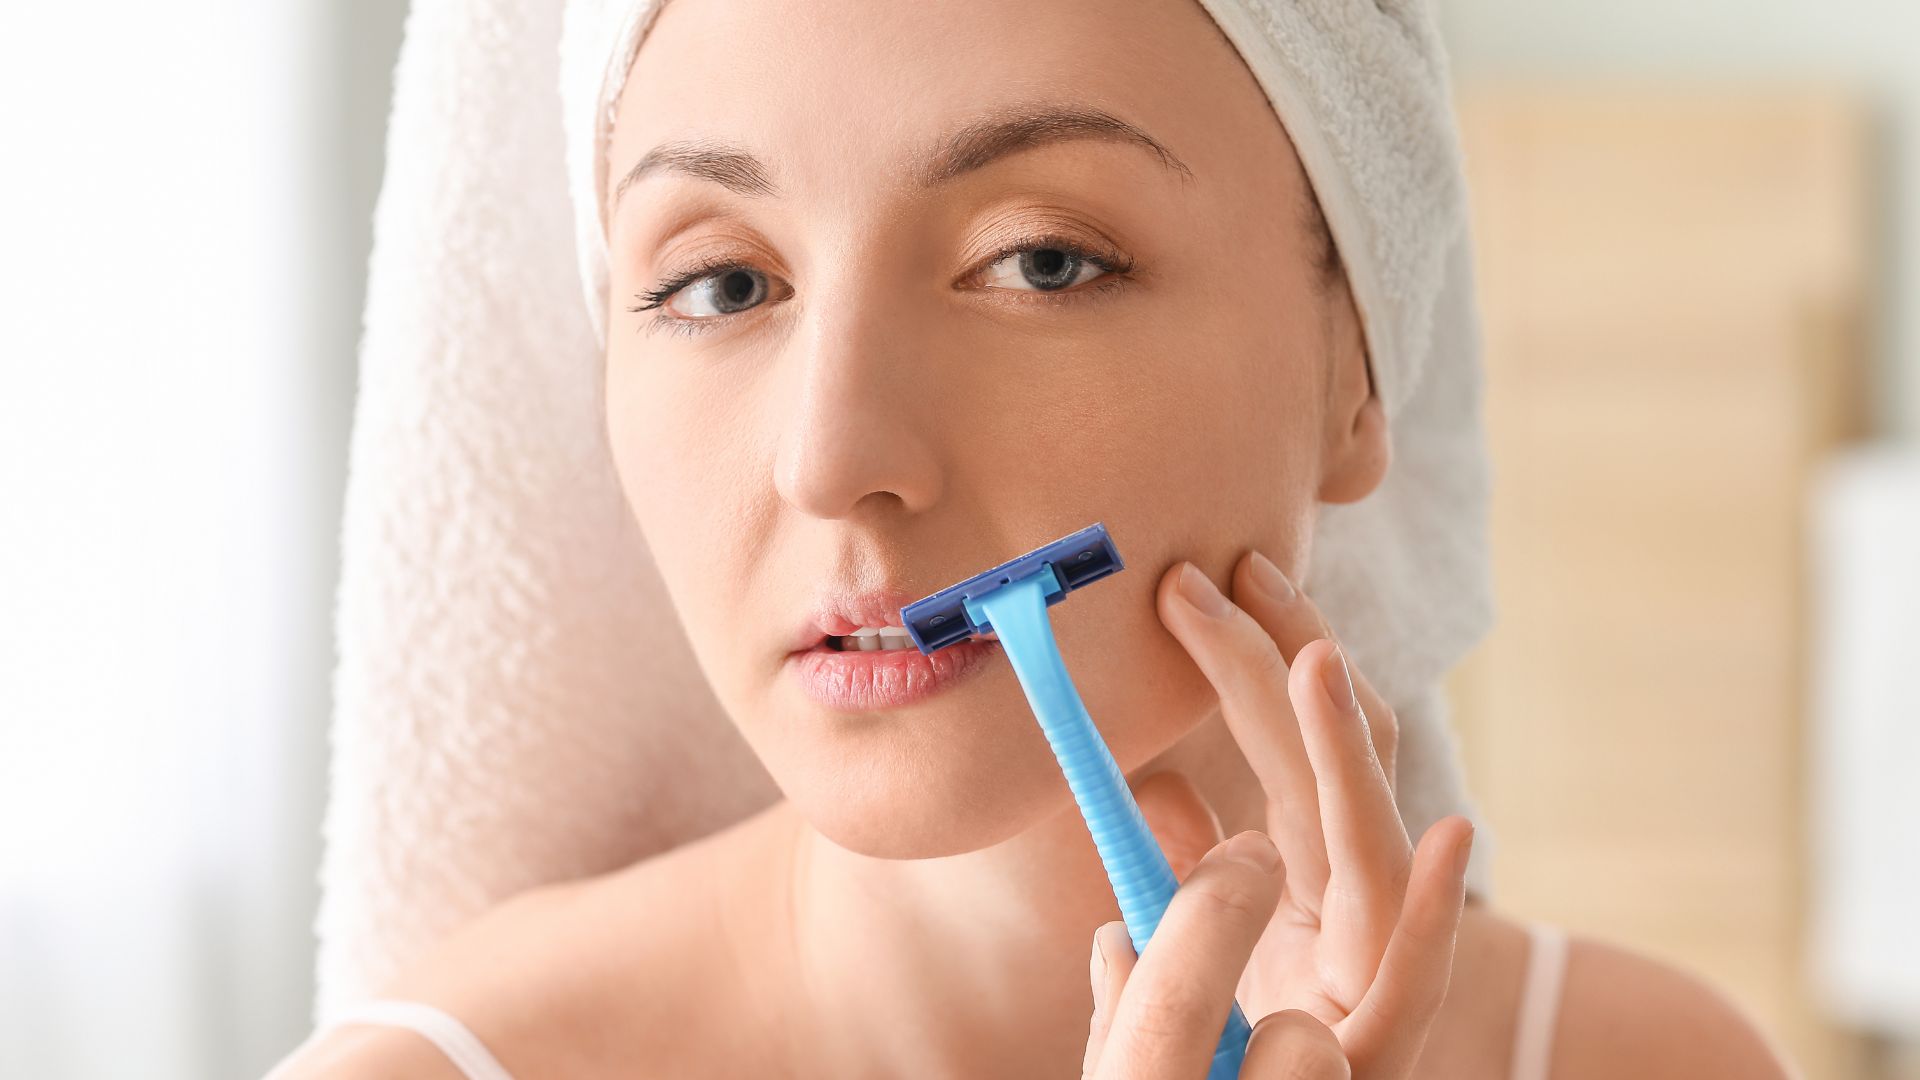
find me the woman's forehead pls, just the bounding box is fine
[607,0,1295,203]
[606,103,1197,224]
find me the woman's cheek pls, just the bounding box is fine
[1049,561,1216,773]
[604,375,739,666]
[606,367,716,530]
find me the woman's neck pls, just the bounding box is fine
[772,709,1264,1076]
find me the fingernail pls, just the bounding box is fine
[1177,562,1232,618]
[1091,929,1108,987]
[1320,643,1358,716]
[1248,550,1296,602]
[1455,825,1476,879]
[1220,830,1281,874]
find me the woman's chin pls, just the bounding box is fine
[746,652,1194,859]
[781,747,1072,859]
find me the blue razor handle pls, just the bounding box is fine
[902,523,1253,1079]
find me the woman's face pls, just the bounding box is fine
[603,0,1381,858]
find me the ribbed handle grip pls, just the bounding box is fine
[971,568,1251,1078]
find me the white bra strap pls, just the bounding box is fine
[1509,922,1570,1080]
[319,999,517,1080]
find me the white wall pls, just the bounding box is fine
[0,0,397,1076]
[1437,0,1920,437]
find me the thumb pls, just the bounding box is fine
[1132,770,1225,882]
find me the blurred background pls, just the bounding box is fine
[0,1,1914,1077]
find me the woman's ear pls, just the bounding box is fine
[1317,285,1391,505]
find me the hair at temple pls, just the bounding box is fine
[1304,188,1347,291]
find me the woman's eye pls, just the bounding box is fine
[665,267,778,318]
[631,241,1122,335]
[979,246,1109,293]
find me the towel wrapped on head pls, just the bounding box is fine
[316,0,1495,1018]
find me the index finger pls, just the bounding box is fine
[1228,552,1399,790]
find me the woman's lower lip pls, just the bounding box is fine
[788,638,1001,711]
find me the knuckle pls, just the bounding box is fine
[1244,637,1288,683]
[1399,906,1454,956]
[1188,876,1270,923]
[1320,876,1372,918]
[1359,971,1447,1032]
[1126,990,1213,1042]
[1355,991,1396,1031]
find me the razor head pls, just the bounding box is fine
[901,522,1125,654]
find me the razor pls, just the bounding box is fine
[902,522,1253,1079]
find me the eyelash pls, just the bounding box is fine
[625,235,1136,339]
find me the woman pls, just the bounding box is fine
[273,0,1795,1075]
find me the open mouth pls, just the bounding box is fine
[792,626,1001,710]
[823,629,1001,652]
[828,635,910,652]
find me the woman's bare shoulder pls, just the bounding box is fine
[412,803,795,1069]
[1552,934,1795,1080]
[1425,908,1793,1080]
[273,803,796,1078]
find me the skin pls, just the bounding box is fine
[275,0,1799,1076]
[1081,565,1478,1079]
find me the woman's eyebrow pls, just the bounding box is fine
[925,105,1194,186]
[610,104,1193,212]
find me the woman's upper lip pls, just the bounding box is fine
[786,585,1005,654]
[789,587,923,653]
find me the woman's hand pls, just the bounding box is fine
[1080,828,1355,1078]
[1081,551,1475,1078]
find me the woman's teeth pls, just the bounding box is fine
[827,627,1002,650]
[834,627,917,651]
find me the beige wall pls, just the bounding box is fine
[1449,87,1873,1078]
[1437,0,1920,440]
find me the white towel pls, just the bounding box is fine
[317,0,1495,1017]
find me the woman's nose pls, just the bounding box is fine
[772,296,947,521]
